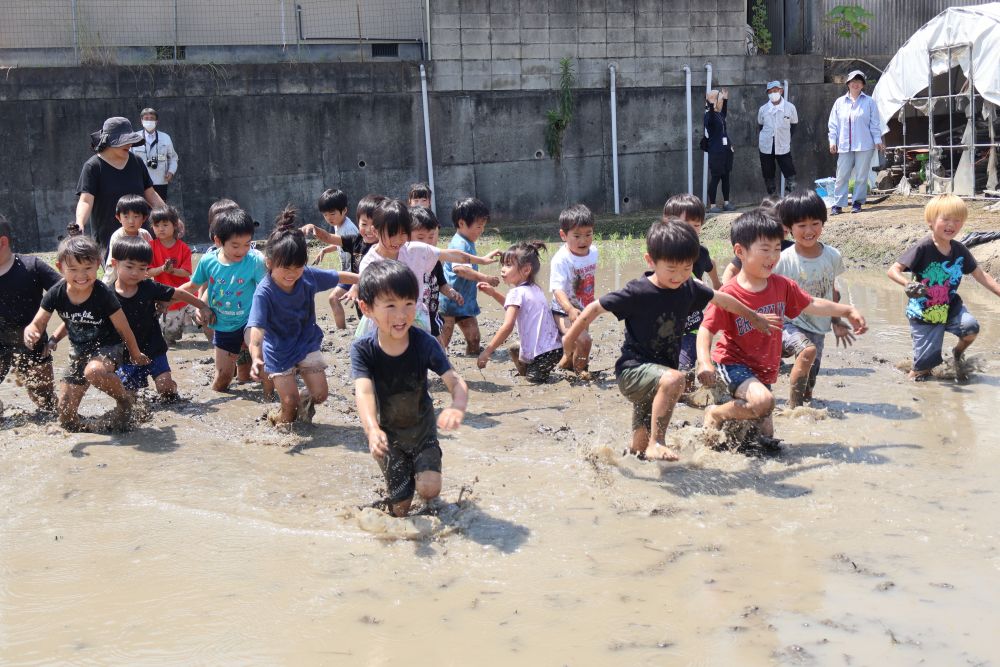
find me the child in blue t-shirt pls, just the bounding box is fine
[439,197,499,354]
[247,208,358,425]
[181,207,269,394]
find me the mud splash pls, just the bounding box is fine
[2,269,999,664]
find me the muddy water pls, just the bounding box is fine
[2,262,1000,665]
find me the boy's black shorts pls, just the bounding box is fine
[0,338,52,385]
[378,437,442,503]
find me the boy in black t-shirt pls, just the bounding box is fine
[0,215,61,411]
[111,236,212,399]
[888,194,1000,381]
[23,236,149,431]
[350,260,469,517]
[561,220,776,462]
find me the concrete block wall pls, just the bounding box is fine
[429,0,749,91]
[2,58,835,252]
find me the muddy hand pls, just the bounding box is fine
[477,350,490,369]
[368,429,389,460]
[751,312,783,334]
[23,326,42,348]
[832,321,856,348]
[904,281,928,299]
[846,309,868,335]
[250,359,265,381]
[132,352,151,366]
[437,407,464,430]
[696,361,716,387]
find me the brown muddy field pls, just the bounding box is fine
[2,197,1000,665]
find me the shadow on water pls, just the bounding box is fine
[779,441,921,465]
[656,459,831,499]
[433,500,531,555]
[71,425,181,458]
[463,379,512,394]
[819,399,922,420]
[286,423,368,455]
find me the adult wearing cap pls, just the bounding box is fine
[704,88,735,213]
[827,70,883,214]
[758,80,798,196]
[75,117,165,250]
[131,107,178,201]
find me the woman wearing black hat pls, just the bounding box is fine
[827,70,884,214]
[74,116,166,250]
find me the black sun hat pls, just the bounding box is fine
[90,116,145,151]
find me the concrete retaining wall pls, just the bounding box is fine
[1,59,841,251]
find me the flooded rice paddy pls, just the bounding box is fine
[2,262,999,665]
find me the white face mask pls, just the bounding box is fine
[769,92,782,103]
[142,120,157,132]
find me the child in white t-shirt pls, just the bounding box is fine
[478,241,563,383]
[549,204,598,379]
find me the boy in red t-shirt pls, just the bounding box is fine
[147,206,194,346]
[697,211,867,439]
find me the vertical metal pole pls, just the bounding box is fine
[71,0,79,64]
[419,65,437,215]
[948,45,955,192]
[610,64,620,215]
[928,49,935,194]
[780,78,789,194]
[702,63,712,205]
[902,99,908,189]
[683,65,693,194]
[968,51,976,195]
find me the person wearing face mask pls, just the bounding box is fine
[75,117,166,252]
[827,70,884,214]
[131,107,179,201]
[703,88,735,213]
[757,80,798,196]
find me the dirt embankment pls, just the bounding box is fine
[699,195,1000,275]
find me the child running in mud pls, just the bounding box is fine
[439,197,499,355]
[773,190,853,406]
[409,206,464,340]
[0,215,61,412]
[247,207,358,425]
[661,194,721,372]
[352,260,468,516]
[550,204,598,379]
[310,193,384,323]
[24,235,148,431]
[356,199,498,338]
[111,236,212,399]
[562,220,777,461]
[147,206,195,347]
[887,193,1000,382]
[180,207,272,395]
[720,195,790,285]
[311,189,357,329]
[477,241,563,383]
[697,211,867,440]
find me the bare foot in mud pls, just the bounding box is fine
[506,344,527,376]
[108,396,136,432]
[59,416,90,433]
[296,396,316,424]
[953,347,970,382]
[641,442,680,462]
[576,369,593,382]
[908,370,931,382]
[702,405,723,431]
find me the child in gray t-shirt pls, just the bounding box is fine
[773,190,855,407]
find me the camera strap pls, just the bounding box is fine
[144,132,159,157]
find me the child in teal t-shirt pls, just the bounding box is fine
[182,207,269,393]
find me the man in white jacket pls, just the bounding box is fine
[131,107,179,201]
[757,80,798,196]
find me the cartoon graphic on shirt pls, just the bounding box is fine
[571,270,596,308]
[906,257,966,324]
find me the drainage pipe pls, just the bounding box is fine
[419,64,436,214]
[610,64,620,215]
[424,0,433,60]
[683,65,693,194]
[702,62,712,204]
[780,78,789,195]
